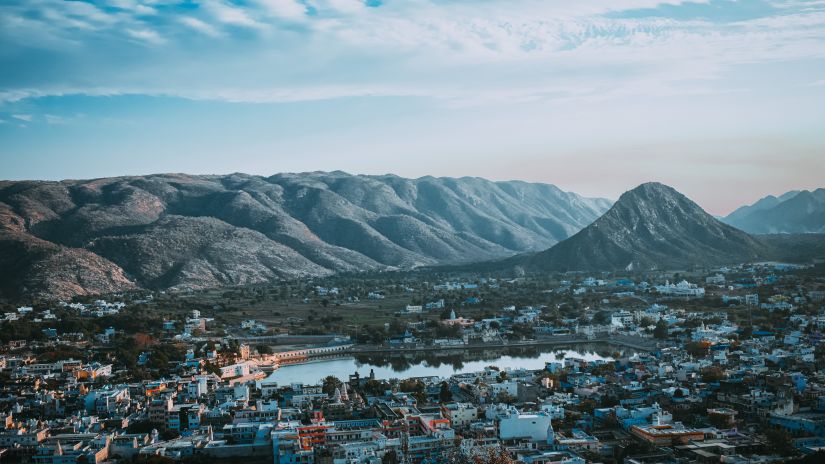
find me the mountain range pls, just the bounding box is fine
[3,173,823,300]
[499,182,825,273]
[721,189,825,234]
[0,172,611,299]
[516,182,772,272]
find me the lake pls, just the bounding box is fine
[262,344,628,385]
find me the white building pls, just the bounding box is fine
[611,311,634,328]
[496,406,553,442]
[442,403,479,428]
[655,280,705,297]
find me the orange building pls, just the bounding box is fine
[297,424,331,450]
[631,424,706,446]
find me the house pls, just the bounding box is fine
[441,403,478,428]
[655,280,705,297]
[496,407,553,442]
[611,311,634,328]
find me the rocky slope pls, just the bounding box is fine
[722,189,825,234]
[517,182,775,271]
[0,172,611,299]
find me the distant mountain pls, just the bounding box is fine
[515,182,772,272]
[724,190,800,224]
[722,189,825,234]
[0,172,611,299]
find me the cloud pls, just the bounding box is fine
[12,114,33,122]
[204,1,265,29]
[1,0,824,107]
[44,114,67,124]
[256,0,308,20]
[316,0,367,14]
[178,17,221,37]
[126,28,165,44]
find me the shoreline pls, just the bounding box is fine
[342,335,657,355]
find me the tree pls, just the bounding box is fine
[322,375,342,396]
[256,345,272,355]
[203,362,221,376]
[708,413,732,429]
[495,392,516,404]
[787,450,825,463]
[701,366,725,383]
[685,341,709,357]
[448,447,516,464]
[411,391,427,405]
[133,333,155,348]
[382,450,399,464]
[399,379,425,393]
[364,379,387,396]
[439,381,453,403]
[653,320,669,339]
[474,448,515,464]
[766,428,795,456]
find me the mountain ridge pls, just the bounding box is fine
[506,182,820,272]
[722,188,825,234]
[0,171,611,299]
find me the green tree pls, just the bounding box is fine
[381,450,399,464]
[701,366,725,383]
[256,345,272,355]
[322,375,342,396]
[766,428,795,456]
[439,381,453,403]
[654,320,669,339]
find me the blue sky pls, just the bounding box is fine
[1,0,824,214]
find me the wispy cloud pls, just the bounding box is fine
[178,17,221,37]
[204,1,265,29]
[126,28,165,44]
[256,0,308,20]
[1,0,824,107]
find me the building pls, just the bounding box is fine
[630,412,706,446]
[655,280,706,297]
[441,403,478,428]
[611,311,634,328]
[496,406,553,442]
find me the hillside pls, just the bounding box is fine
[0,172,610,299]
[517,182,775,272]
[722,189,825,234]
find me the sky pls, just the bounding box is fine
[1,0,824,215]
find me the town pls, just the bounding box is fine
[1,262,825,464]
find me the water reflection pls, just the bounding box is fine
[351,345,621,370]
[264,344,630,386]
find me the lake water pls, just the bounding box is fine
[263,345,625,385]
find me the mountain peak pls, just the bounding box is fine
[620,182,686,202]
[522,183,767,271]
